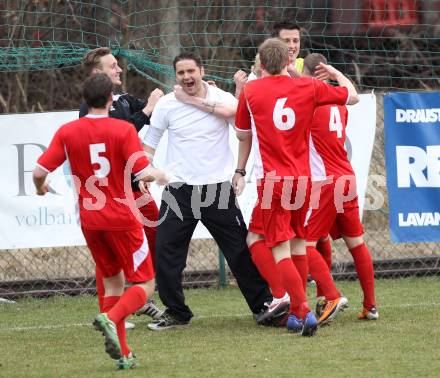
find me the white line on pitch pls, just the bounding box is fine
[0,323,90,332]
[1,302,440,332]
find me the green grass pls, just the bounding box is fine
[1,277,440,377]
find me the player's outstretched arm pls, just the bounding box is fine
[315,63,359,105]
[32,166,50,195]
[174,85,237,118]
[137,146,168,191]
[137,165,169,191]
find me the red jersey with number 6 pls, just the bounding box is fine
[235,76,348,179]
[37,115,149,231]
[309,104,355,180]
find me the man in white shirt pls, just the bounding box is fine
[143,51,273,330]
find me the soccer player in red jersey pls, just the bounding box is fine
[232,23,307,325]
[81,47,164,323]
[303,53,378,321]
[233,53,289,326]
[235,38,359,336]
[32,74,168,369]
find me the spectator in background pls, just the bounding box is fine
[271,21,304,77]
[242,20,304,85]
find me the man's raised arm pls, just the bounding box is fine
[315,63,359,105]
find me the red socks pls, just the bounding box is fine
[108,285,147,325]
[316,238,332,270]
[249,240,286,298]
[290,254,308,290]
[95,266,105,312]
[105,286,147,358]
[350,243,376,310]
[102,296,119,313]
[307,246,340,301]
[276,258,309,318]
[102,296,129,357]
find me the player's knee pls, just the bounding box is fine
[136,279,155,297]
[343,235,364,249]
[290,237,306,255]
[246,231,264,247]
[103,271,125,296]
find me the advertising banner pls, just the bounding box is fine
[384,92,440,242]
[0,94,376,249]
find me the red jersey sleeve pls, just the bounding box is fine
[122,126,149,175]
[235,88,252,131]
[313,79,349,108]
[37,127,67,172]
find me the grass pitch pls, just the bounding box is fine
[1,277,440,377]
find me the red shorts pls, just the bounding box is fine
[133,190,159,229]
[306,180,363,241]
[82,227,155,283]
[249,202,264,235]
[329,199,364,240]
[133,190,158,264]
[255,178,311,248]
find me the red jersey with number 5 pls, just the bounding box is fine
[235,75,348,179]
[309,105,355,180]
[37,115,149,231]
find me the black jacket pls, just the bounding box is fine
[79,93,150,132]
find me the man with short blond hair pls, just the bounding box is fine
[235,38,359,336]
[232,26,305,325]
[82,47,113,75]
[258,38,289,74]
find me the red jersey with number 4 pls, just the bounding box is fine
[235,75,349,179]
[37,116,149,231]
[309,105,355,180]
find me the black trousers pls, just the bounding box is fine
[155,182,272,322]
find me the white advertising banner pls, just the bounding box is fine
[345,92,377,216]
[0,111,83,249]
[0,93,376,249]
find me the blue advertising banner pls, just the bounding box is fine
[384,92,440,242]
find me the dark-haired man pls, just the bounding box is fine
[271,21,303,77]
[80,47,164,324]
[244,21,304,85]
[33,73,168,368]
[142,51,273,330]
